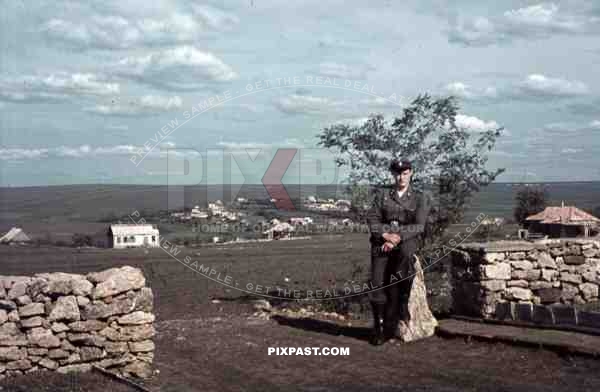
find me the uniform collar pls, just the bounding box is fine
[390,184,412,202]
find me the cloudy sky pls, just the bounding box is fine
[1,0,599,186]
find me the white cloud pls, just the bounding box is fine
[561,147,580,154]
[589,120,600,129]
[114,46,237,90]
[191,5,239,31]
[319,62,372,79]
[55,144,138,158]
[217,139,304,150]
[0,73,119,103]
[0,148,49,161]
[455,114,499,132]
[275,94,338,114]
[444,82,498,99]
[85,95,182,116]
[518,74,588,97]
[107,124,129,130]
[448,3,598,46]
[43,6,238,49]
[0,144,186,160]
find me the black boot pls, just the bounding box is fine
[382,304,397,341]
[370,303,386,346]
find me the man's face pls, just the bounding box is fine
[393,168,412,187]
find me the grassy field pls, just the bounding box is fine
[0,233,454,319]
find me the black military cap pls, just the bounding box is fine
[389,159,412,174]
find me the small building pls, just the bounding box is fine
[525,203,600,238]
[263,222,294,240]
[223,211,239,221]
[191,206,208,219]
[0,227,31,244]
[108,224,159,248]
[289,217,313,226]
[208,201,225,216]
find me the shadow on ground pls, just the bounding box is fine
[271,315,372,342]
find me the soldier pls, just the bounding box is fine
[366,159,430,345]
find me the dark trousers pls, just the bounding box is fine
[369,239,417,322]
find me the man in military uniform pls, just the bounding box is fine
[366,159,430,345]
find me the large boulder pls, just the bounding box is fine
[89,267,145,299]
[395,256,438,342]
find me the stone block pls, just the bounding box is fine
[508,252,526,260]
[480,280,506,292]
[551,305,577,325]
[560,272,582,284]
[117,311,155,325]
[89,266,145,299]
[537,252,557,269]
[20,316,44,328]
[532,305,554,324]
[57,364,92,374]
[530,281,553,290]
[561,284,580,300]
[505,287,532,301]
[480,263,511,280]
[580,283,599,300]
[540,269,558,282]
[577,310,600,329]
[509,260,533,270]
[537,288,562,304]
[48,296,80,322]
[515,303,533,322]
[507,280,528,288]
[129,340,154,353]
[18,302,45,318]
[525,270,541,281]
[494,302,514,320]
[483,252,505,263]
[565,255,585,265]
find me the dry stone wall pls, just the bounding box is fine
[0,266,154,380]
[451,239,600,328]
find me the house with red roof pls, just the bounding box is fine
[525,202,600,238]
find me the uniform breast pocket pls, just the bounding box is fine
[402,201,418,222]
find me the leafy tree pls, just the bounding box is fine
[318,94,505,247]
[513,185,548,226]
[345,183,371,222]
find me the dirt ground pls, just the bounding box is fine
[0,235,452,318]
[3,302,600,391]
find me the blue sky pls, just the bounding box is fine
[1,0,599,186]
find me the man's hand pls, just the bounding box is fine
[381,241,396,252]
[382,232,401,246]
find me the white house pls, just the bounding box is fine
[191,206,209,218]
[263,222,295,240]
[0,227,31,244]
[108,224,159,248]
[289,217,314,225]
[208,201,225,216]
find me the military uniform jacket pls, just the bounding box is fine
[366,185,430,247]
